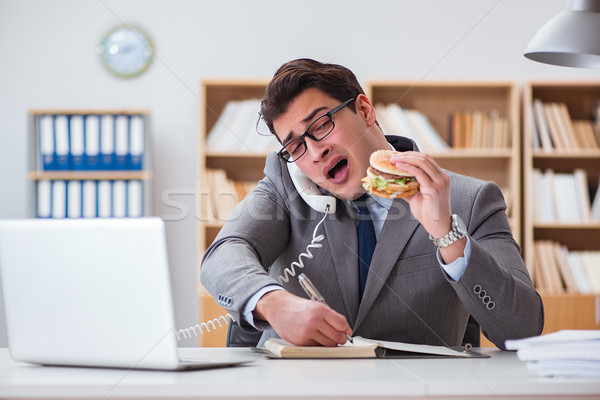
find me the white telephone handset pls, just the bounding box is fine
[287,163,336,214]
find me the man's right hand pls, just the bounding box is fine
[253,290,352,346]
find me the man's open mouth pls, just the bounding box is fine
[327,159,348,179]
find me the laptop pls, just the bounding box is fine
[0,217,251,370]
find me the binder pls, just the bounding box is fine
[100,115,115,170]
[112,180,127,218]
[97,180,112,218]
[82,180,97,218]
[129,115,145,170]
[114,115,129,170]
[84,115,101,170]
[38,115,56,170]
[127,180,143,217]
[67,180,82,218]
[51,180,67,218]
[54,115,70,170]
[69,116,85,170]
[36,180,52,218]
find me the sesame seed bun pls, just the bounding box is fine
[369,150,412,177]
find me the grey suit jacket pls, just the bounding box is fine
[200,136,544,349]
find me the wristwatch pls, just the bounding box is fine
[429,214,467,249]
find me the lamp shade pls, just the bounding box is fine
[524,0,600,68]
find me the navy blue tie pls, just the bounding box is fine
[355,195,376,301]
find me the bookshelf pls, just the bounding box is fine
[367,81,521,244]
[522,82,600,333]
[198,80,269,346]
[29,109,153,218]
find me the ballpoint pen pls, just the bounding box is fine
[298,273,354,344]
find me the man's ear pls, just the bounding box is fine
[355,94,378,127]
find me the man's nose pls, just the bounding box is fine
[305,139,330,162]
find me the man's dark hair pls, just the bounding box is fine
[260,58,365,139]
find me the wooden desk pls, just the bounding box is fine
[0,348,598,399]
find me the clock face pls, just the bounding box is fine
[98,25,153,78]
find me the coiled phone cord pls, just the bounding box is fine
[176,313,235,340]
[277,205,329,284]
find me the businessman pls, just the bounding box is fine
[200,58,543,349]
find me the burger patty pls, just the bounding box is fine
[368,166,411,181]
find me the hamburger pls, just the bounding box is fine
[361,150,419,199]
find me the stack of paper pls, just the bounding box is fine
[505,330,600,378]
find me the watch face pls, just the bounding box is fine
[98,25,153,77]
[453,214,467,235]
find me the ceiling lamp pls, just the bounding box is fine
[524,0,600,68]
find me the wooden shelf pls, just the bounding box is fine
[28,110,153,218]
[540,294,600,333]
[532,150,600,158]
[198,80,269,347]
[29,109,150,115]
[522,81,600,314]
[534,223,600,229]
[28,171,153,181]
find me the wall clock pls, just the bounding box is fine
[97,25,154,78]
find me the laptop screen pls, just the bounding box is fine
[0,217,182,369]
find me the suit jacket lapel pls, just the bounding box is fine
[353,198,420,331]
[324,201,360,326]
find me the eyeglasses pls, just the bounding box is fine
[277,97,356,163]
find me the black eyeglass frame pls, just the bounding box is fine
[276,96,357,163]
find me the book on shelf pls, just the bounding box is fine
[448,109,510,149]
[262,337,488,359]
[38,115,56,170]
[54,115,70,170]
[592,178,600,221]
[532,168,597,224]
[552,172,582,223]
[532,169,556,223]
[533,240,600,294]
[114,115,130,170]
[531,99,600,151]
[374,104,449,153]
[35,113,146,172]
[551,242,578,294]
[533,240,562,294]
[69,115,85,170]
[572,120,599,149]
[67,180,82,218]
[205,99,279,154]
[100,115,115,170]
[36,180,52,218]
[84,115,101,170]
[580,251,600,294]
[203,169,258,225]
[532,99,553,151]
[567,251,591,294]
[129,115,145,170]
[35,179,144,219]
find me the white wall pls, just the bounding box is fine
[0,0,599,347]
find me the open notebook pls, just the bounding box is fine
[262,337,490,359]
